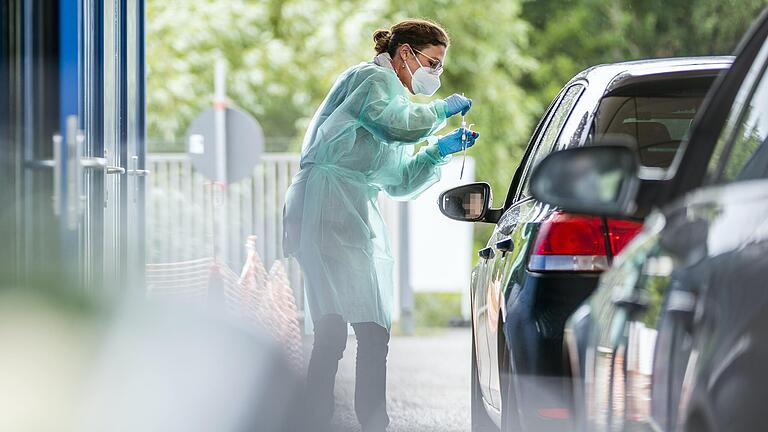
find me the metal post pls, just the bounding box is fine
[214,59,228,265]
[399,201,413,335]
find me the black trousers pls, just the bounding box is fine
[303,314,390,432]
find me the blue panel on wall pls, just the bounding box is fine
[59,0,78,134]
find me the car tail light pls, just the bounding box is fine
[528,212,608,272]
[607,218,644,255]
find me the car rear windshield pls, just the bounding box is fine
[593,75,717,168]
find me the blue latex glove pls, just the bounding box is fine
[444,93,473,117]
[437,128,480,157]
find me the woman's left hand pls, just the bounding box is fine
[437,128,480,157]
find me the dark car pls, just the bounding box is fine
[530,9,768,432]
[438,57,732,431]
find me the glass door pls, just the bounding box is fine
[125,0,148,292]
[4,0,145,294]
[101,0,147,295]
[102,0,124,293]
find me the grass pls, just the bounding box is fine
[414,291,464,329]
[389,291,467,336]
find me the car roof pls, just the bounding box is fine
[504,56,736,210]
[555,56,735,152]
[567,56,734,91]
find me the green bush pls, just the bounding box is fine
[414,291,463,329]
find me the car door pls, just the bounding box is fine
[597,30,768,432]
[471,83,567,410]
[617,131,768,432]
[475,83,586,410]
[664,36,768,431]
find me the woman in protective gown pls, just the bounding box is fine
[283,18,478,432]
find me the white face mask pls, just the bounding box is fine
[404,48,441,96]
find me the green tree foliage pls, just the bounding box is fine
[146,0,382,151]
[146,0,767,196]
[147,0,766,255]
[521,0,768,104]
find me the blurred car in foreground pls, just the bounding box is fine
[438,56,731,431]
[0,287,300,432]
[530,8,768,431]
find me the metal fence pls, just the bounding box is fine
[146,153,303,308]
[146,152,405,325]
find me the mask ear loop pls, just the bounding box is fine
[403,49,414,75]
[403,44,425,76]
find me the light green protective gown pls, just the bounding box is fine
[283,56,449,330]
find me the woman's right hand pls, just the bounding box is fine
[437,128,480,157]
[444,93,473,117]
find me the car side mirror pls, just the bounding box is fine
[530,143,640,217]
[438,182,502,224]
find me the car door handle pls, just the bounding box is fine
[666,290,696,313]
[612,294,648,310]
[478,246,495,260]
[666,289,698,331]
[495,237,514,254]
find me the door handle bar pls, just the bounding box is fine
[46,116,133,225]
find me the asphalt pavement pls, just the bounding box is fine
[304,328,472,432]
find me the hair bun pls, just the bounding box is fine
[373,29,392,54]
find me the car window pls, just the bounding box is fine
[502,94,560,209]
[708,40,768,183]
[720,63,768,181]
[593,78,714,170]
[518,84,584,198]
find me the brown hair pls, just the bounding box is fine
[373,19,450,56]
